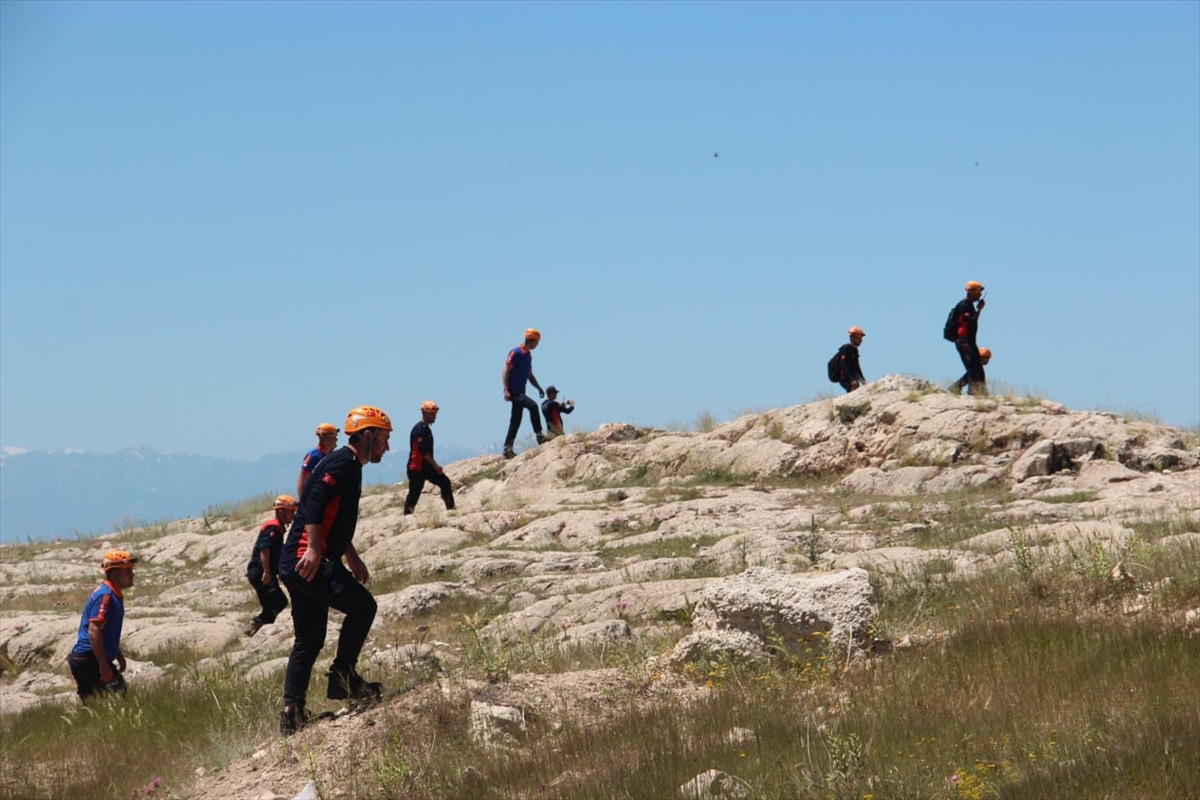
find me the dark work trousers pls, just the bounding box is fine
[67,652,121,700]
[504,393,543,448]
[405,466,455,513]
[248,574,289,624]
[839,376,864,393]
[281,559,377,708]
[954,339,987,394]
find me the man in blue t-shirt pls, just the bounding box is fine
[296,422,340,499]
[502,328,547,458]
[68,550,138,700]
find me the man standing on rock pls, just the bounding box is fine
[502,328,548,459]
[67,550,137,701]
[277,406,392,734]
[404,400,455,515]
[946,280,988,396]
[244,494,298,637]
[835,327,867,393]
[297,423,340,499]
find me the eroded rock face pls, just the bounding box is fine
[691,567,876,652]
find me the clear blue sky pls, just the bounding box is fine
[2,1,1197,461]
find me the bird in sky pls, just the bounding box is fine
[713,151,720,158]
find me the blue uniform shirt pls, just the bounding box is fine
[71,580,125,660]
[506,346,533,395]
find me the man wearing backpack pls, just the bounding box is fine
[828,327,867,393]
[945,281,987,396]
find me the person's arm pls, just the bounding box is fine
[563,401,575,415]
[88,622,115,682]
[345,543,369,585]
[528,372,544,398]
[259,548,273,584]
[296,470,310,499]
[502,361,512,400]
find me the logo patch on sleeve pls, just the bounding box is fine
[322,473,337,486]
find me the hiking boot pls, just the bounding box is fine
[948,382,963,396]
[502,447,517,459]
[279,703,311,736]
[326,667,383,702]
[403,506,415,516]
[535,432,548,445]
[244,620,264,637]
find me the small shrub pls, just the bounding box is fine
[837,402,870,425]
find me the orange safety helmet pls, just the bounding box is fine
[101,550,138,571]
[315,423,340,436]
[421,400,440,412]
[847,326,866,337]
[524,328,541,342]
[965,280,985,292]
[273,494,299,510]
[344,405,393,434]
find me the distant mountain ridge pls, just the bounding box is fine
[0,444,489,542]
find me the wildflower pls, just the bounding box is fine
[949,774,961,783]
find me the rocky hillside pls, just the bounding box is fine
[2,375,1198,799]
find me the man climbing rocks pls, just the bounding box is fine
[277,406,392,734]
[502,328,547,458]
[835,327,867,393]
[297,423,339,499]
[68,550,138,701]
[244,494,297,636]
[947,280,988,396]
[404,400,455,515]
[541,386,575,438]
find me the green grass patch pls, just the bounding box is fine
[1039,490,1100,505]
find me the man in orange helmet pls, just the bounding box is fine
[501,328,548,458]
[277,406,391,734]
[67,550,137,701]
[404,401,455,515]
[244,495,298,637]
[945,280,988,396]
[297,423,340,499]
[834,327,868,393]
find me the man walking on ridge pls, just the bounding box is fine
[835,327,867,393]
[68,550,138,701]
[277,406,392,735]
[404,400,455,515]
[946,280,988,396]
[502,328,548,458]
[244,494,298,637]
[297,423,339,499]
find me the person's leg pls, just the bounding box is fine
[519,394,544,438]
[504,398,524,451]
[249,576,272,624]
[953,341,975,394]
[965,344,987,395]
[428,468,455,510]
[328,567,377,674]
[68,653,103,701]
[282,575,329,709]
[263,582,289,622]
[839,379,854,393]
[403,470,427,514]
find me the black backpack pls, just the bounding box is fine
[827,351,843,383]
[942,307,959,342]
